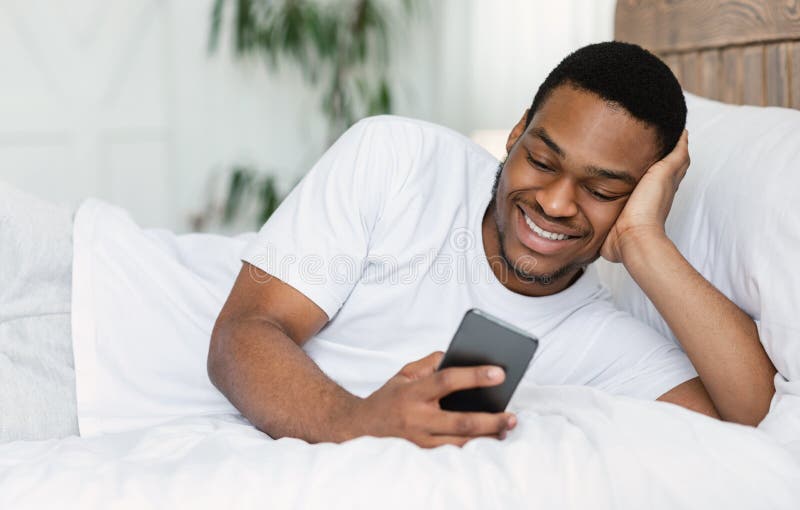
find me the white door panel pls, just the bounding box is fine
[0,0,171,227]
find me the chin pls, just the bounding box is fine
[503,235,601,285]
[501,241,569,283]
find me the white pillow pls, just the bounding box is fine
[595,93,800,446]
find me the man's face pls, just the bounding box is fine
[487,85,661,294]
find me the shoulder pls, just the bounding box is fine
[350,115,498,163]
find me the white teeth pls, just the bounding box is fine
[524,213,571,241]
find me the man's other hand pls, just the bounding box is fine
[601,129,690,263]
[344,352,517,448]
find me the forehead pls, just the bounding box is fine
[526,85,660,178]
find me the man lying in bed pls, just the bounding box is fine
[208,42,776,448]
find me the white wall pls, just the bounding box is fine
[0,0,331,230]
[0,0,613,231]
[432,0,616,134]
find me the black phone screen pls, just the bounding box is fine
[437,309,539,413]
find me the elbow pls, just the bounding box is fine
[207,316,232,392]
[719,384,775,427]
[723,412,765,429]
[206,348,221,392]
[728,397,773,428]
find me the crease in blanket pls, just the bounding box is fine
[0,182,79,442]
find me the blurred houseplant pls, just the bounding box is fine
[194,0,416,231]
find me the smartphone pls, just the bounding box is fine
[437,309,538,413]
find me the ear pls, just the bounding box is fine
[506,109,530,154]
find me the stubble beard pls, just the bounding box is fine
[489,158,592,286]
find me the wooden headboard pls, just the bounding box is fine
[615,0,800,109]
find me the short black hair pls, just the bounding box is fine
[525,41,686,159]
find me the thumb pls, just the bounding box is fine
[400,351,444,380]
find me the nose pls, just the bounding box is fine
[535,176,578,218]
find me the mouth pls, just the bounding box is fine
[515,205,583,256]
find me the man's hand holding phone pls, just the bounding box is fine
[347,351,517,449]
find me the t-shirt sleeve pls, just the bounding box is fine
[240,117,395,319]
[573,308,699,400]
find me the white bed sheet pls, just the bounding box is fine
[1,384,798,510]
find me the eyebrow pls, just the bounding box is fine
[528,127,565,158]
[527,126,637,187]
[585,165,638,187]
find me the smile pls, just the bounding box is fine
[521,209,579,241]
[514,206,583,256]
[524,214,571,241]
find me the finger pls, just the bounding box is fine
[399,351,445,380]
[418,435,471,449]
[661,129,690,170]
[420,365,505,400]
[420,432,510,449]
[427,411,516,437]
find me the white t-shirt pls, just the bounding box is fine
[241,115,697,400]
[70,115,696,436]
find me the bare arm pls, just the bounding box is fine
[603,131,776,426]
[208,264,358,442]
[656,377,719,419]
[208,263,515,446]
[623,232,775,425]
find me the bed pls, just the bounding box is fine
[2,1,800,509]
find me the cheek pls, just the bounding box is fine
[583,201,625,239]
[501,162,547,203]
[497,164,532,207]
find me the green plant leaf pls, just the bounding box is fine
[257,175,281,224]
[208,0,225,53]
[224,166,253,223]
[208,0,420,229]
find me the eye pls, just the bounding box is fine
[526,152,553,172]
[585,187,624,202]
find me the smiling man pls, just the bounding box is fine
[486,86,655,295]
[208,42,776,448]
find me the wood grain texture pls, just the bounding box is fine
[791,41,800,108]
[765,43,791,106]
[742,45,766,105]
[664,54,683,83]
[680,52,701,94]
[699,50,723,99]
[615,0,800,108]
[721,47,744,103]
[615,0,800,53]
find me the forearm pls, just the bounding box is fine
[621,233,776,425]
[208,317,362,443]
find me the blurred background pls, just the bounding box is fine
[0,0,614,232]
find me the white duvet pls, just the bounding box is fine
[2,195,800,508]
[1,384,799,509]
